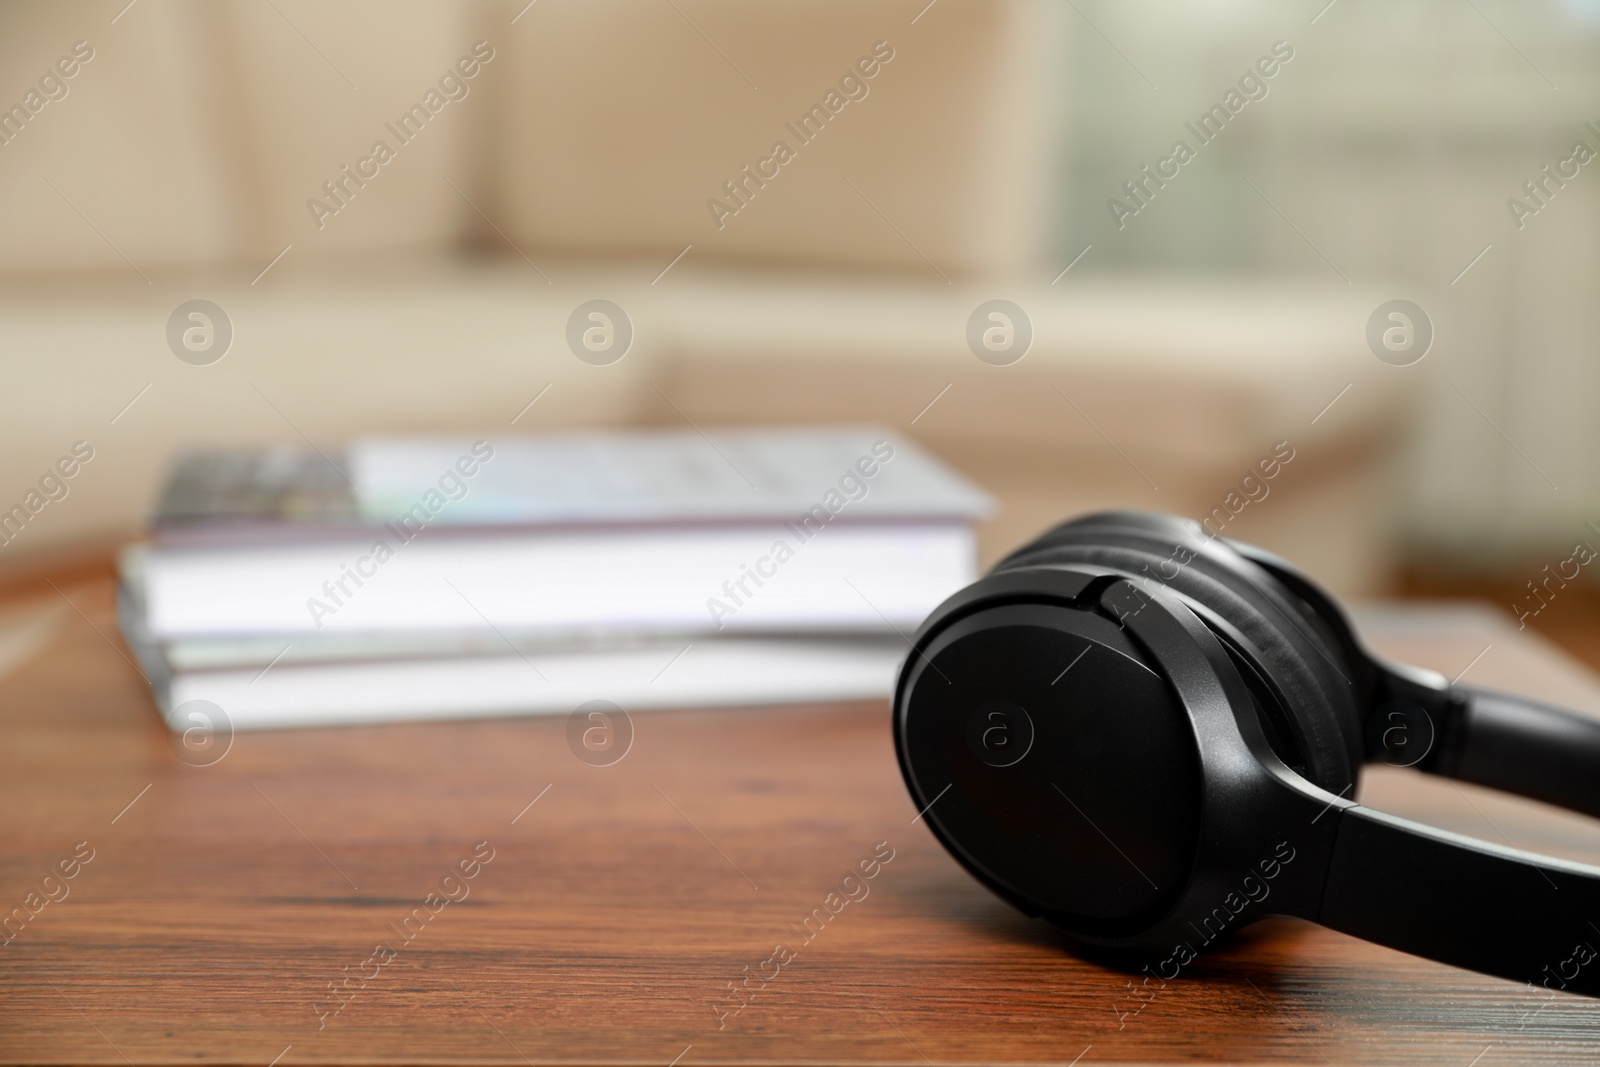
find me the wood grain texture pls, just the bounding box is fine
[3,583,1600,1064]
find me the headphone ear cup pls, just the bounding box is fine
[1001,514,1362,796]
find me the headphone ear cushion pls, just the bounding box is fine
[1001,515,1361,796]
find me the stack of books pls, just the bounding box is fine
[119,427,991,730]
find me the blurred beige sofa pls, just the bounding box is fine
[0,0,1413,593]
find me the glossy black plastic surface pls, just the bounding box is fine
[1322,805,1600,995]
[1434,685,1600,820]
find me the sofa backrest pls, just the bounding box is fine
[0,0,1046,279]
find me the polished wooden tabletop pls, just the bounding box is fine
[3,582,1600,1065]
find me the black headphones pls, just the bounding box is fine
[894,510,1600,994]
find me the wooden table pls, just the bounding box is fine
[4,583,1600,1064]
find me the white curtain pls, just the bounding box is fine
[1050,0,1600,561]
